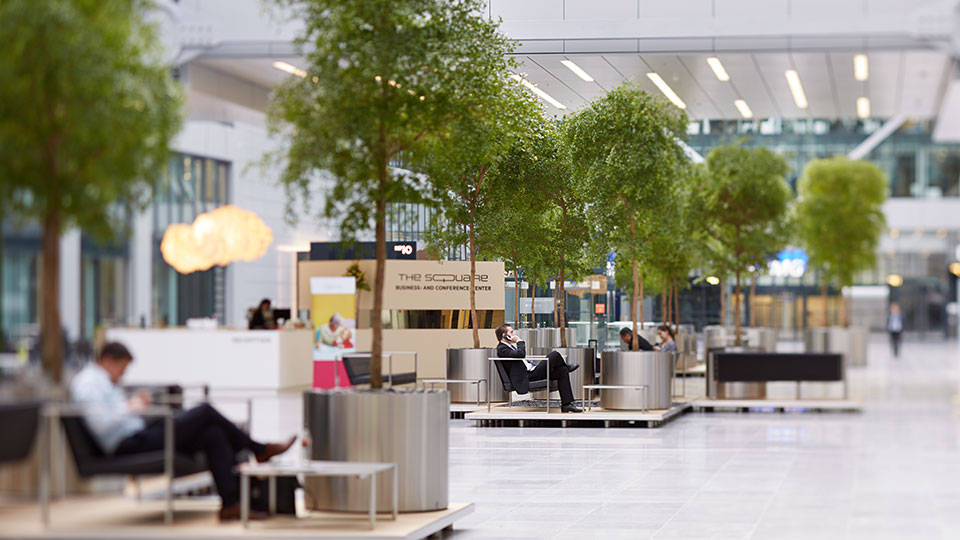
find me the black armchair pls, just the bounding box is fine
[342,354,417,387]
[490,356,559,412]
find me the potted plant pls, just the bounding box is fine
[267,0,517,511]
[0,0,182,382]
[795,157,887,366]
[695,143,792,345]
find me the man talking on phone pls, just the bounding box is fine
[495,324,583,413]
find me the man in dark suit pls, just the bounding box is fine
[619,327,656,351]
[495,324,582,413]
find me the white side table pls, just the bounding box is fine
[238,461,398,529]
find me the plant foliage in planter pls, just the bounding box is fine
[795,157,888,326]
[0,0,183,381]
[564,82,689,350]
[268,0,518,386]
[697,143,792,345]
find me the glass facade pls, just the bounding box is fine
[0,232,41,349]
[80,233,128,341]
[152,153,230,326]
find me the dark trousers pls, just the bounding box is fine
[528,351,575,405]
[890,331,902,358]
[115,403,265,507]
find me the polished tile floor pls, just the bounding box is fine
[442,336,960,540]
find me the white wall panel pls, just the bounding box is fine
[638,0,712,18]
[489,0,563,21]
[715,0,788,18]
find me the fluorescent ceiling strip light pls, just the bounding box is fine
[706,57,730,81]
[857,97,870,119]
[560,60,594,82]
[646,73,686,109]
[854,54,869,81]
[784,69,808,109]
[734,99,753,119]
[510,74,566,110]
[273,61,306,78]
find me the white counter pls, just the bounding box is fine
[104,328,314,391]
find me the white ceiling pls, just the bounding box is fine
[513,50,951,119]
[189,49,952,122]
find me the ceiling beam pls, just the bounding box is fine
[847,115,907,160]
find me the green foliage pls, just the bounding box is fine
[564,81,689,343]
[698,143,792,341]
[0,0,183,239]
[795,157,888,287]
[267,0,519,379]
[0,0,183,381]
[344,262,371,292]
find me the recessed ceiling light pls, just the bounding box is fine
[560,60,594,82]
[706,57,730,82]
[272,61,306,78]
[734,99,753,119]
[857,97,870,119]
[854,54,869,81]
[784,69,808,109]
[510,74,566,110]
[646,73,686,109]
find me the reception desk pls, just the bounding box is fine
[104,328,314,391]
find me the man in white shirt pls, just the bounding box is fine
[495,324,582,413]
[70,342,295,521]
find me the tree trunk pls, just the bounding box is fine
[662,281,668,326]
[822,283,829,328]
[553,275,559,328]
[719,277,725,327]
[749,273,757,327]
[513,265,520,328]
[672,278,679,332]
[529,277,536,328]
[559,267,567,347]
[468,221,480,349]
[631,258,639,351]
[370,174,387,389]
[639,274,644,330]
[0,219,4,352]
[734,269,742,346]
[41,210,63,383]
[841,292,850,328]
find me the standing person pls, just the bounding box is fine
[495,324,582,413]
[655,324,677,353]
[888,302,903,358]
[70,342,296,521]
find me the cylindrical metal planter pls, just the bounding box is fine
[303,389,448,513]
[805,326,867,367]
[532,347,595,402]
[599,351,673,410]
[446,348,504,403]
[529,327,577,348]
[516,328,541,351]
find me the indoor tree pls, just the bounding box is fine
[421,75,542,348]
[565,82,689,350]
[699,143,792,344]
[268,0,518,386]
[0,0,183,381]
[795,157,888,327]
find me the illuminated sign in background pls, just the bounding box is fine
[768,249,808,278]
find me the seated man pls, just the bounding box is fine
[70,342,295,521]
[619,327,657,351]
[495,324,582,413]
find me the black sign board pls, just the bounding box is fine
[309,241,417,261]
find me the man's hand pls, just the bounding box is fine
[127,391,151,412]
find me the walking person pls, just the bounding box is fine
[888,302,903,358]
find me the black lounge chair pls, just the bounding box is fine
[342,354,417,387]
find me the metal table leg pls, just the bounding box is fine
[392,466,398,520]
[241,474,249,528]
[268,476,276,514]
[368,473,377,530]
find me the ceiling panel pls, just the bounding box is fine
[900,50,948,118]
[525,54,607,102]
[713,53,781,119]
[561,54,626,91]
[600,54,663,94]
[514,57,585,113]
[829,52,864,119]
[866,51,902,118]
[752,53,809,118]
[639,54,721,118]
[790,52,838,118]
[678,55,742,119]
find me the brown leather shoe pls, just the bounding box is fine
[219,503,268,521]
[255,435,296,463]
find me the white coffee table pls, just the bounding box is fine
[238,460,398,529]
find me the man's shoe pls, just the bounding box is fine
[566,363,580,373]
[219,503,268,521]
[255,435,296,463]
[561,403,583,413]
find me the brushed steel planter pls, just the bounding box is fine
[805,327,867,367]
[599,351,673,410]
[302,389,448,513]
[446,348,504,403]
